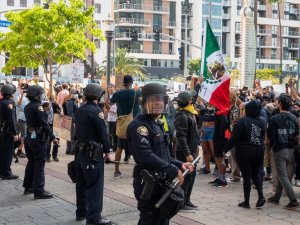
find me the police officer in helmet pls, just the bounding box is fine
[74,83,112,225]
[127,83,194,225]
[23,85,59,198]
[0,84,19,179]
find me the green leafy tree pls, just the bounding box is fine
[267,0,283,83]
[0,0,103,94]
[101,48,145,88]
[256,68,280,84]
[188,58,201,75]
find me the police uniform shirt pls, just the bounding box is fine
[24,100,55,140]
[127,115,182,178]
[0,97,17,136]
[74,101,110,153]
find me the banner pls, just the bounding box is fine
[53,114,72,141]
[199,21,230,115]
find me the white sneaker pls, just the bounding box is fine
[295,180,300,187]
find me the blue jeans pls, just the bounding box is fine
[273,148,297,202]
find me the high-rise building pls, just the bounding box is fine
[224,0,300,77]
[113,0,182,79]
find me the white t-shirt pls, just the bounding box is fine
[107,104,117,122]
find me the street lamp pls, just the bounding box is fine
[103,14,115,95]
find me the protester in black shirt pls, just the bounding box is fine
[224,100,267,209]
[267,94,299,210]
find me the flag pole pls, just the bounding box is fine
[200,20,208,78]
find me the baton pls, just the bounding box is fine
[105,160,136,165]
[155,155,201,209]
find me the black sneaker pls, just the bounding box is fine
[238,201,250,209]
[283,201,299,210]
[53,157,59,162]
[267,196,279,205]
[208,178,221,184]
[46,157,51,162]
[211,180,228,187]
[186,201,198,208]
[34,191,53,199]
[179,205,196,213]
[200,168,211,174]
[2,174,19,180]
[24,188,34,195]
[256,198,266,208]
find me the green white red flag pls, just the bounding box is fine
[199,21,230,115]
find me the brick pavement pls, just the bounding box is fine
[2,144,300,225]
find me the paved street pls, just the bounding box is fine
[1,142,300,225]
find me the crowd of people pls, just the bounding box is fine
[1,74,300,225]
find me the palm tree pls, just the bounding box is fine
[100,48,146,88]
[267,0,283,83]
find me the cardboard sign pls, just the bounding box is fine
[70,63,84,83]
[260,80,272,88]
[53,114,72,141]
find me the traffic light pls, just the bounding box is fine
[154,30,160,42]
[179,45,185,70]
[131,29,138,41]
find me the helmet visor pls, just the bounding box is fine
[141,95,169,115]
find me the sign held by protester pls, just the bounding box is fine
[53,114,72,141]
[70,63,84,83]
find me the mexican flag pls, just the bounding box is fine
[199,21,230,115]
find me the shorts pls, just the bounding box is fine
[17,119,27,138]
[117,138,128,150]
[201,127,214,141]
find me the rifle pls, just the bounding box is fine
[155,155,201,209]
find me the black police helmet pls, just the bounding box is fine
[1,84,15,95]
[177,91,192,107]
[26,85,44,98]
[141,83,166,102]
[84,83,103,98]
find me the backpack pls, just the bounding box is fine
[282,113,298,148]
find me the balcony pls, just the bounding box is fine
[164,21,177,28]
[282,31,300,38]
[258,4,266,11]
[115,18,151,27]
[283,56,297,60]
[257,29,268,35]
[289,43,299,49]
[115,32,175,42]
[235,40,241,46]
[128,49,176,55]
[223,0,231,7]
[181,22,193,29]
[222,26,230,32]
[222,13,230,20]
[114,4,169,14]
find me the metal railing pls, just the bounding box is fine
[223,0,231,6]
[165,21,176,27]
[289,43,299,48]
[115,18,150,26]
[282,31,300,37]
[114,4,169,13]
[127,49,176,55]
[222,26,230,32]
[222,13,230,20]
[258,4,266,11]
[115,32,175,42]
[181,22,193,29]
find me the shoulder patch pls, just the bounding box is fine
[137,126,149,136]
[38,106,44,112]
[8,104,13,109]
[99,112,104,119]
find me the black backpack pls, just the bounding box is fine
[282,113,298,148]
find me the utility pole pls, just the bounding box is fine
[91,0,95,81]
[297,36,300,90]
[182,0,192,77]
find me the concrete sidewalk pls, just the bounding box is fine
[1,147,300,225]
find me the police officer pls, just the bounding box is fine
[127,83,194,225]
[0,84,19,179]
[23,85,58,198]
[74,83,112,225]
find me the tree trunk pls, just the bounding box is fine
[49,59,53,96]
[278,2,283,83]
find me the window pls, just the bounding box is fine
[272,37,277,47]
[235,22,241,32]
[151,59,158,67]
[284,2,289,11]
[272,25,277,34]
[284,14,289,20]
[272,12,278,19]
[237,9,241,16]
[153,14,162,27]
[283,38,289,47]
[7,0,14,6]
[170,60,174,68]
[164,60,167,67]
[95,20,101,28]
[211,18,221,30]
[153,43,161,53]
[95,3,101,14]
[272,3,278,10]
[271,49,276,59]
[237,0,242,7]
[211,5,222,16]
[20,0,27,7]
[34,0,41,4]
[143,59,148,67]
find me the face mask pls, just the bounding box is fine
[100,96,105,103]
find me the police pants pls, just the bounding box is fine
[75,152,104,224]
[47,124,58,158]
[133,177,169,225]
[23,136,47,193]
[176,151,197,205]
[0,133,14,177]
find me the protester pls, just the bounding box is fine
[224,100,267,209]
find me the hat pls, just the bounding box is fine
[123,75,133,86]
